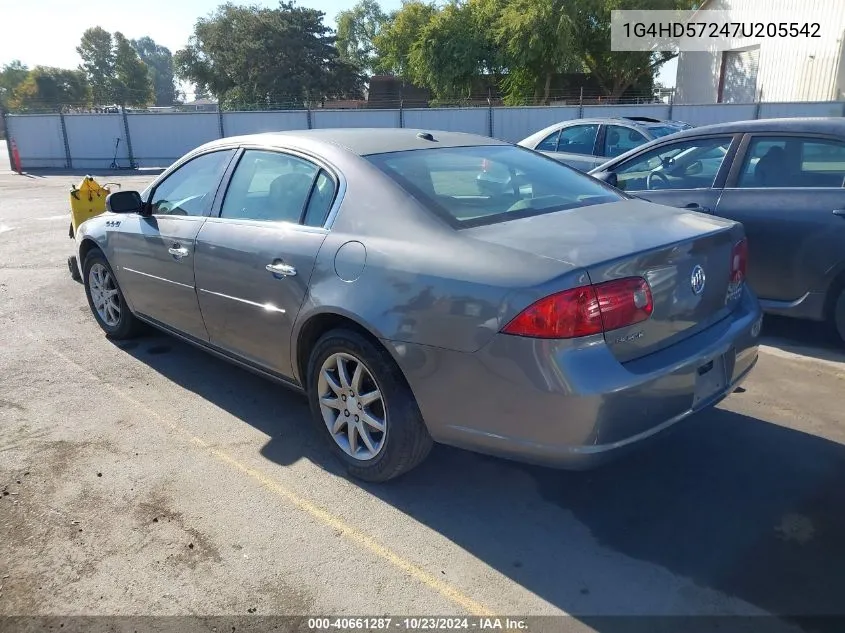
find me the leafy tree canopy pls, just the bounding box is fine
[174,2,364,109]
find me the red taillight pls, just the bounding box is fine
[595,277,654,331]
[731,237,748,285]
[502,277,653,339]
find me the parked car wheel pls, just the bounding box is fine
[834,288,845,344]
[83,249,143,340]
[307,329,433,482]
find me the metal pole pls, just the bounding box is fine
[399,99,404,128]
[217,106,225,138]
[668,92,674,120]
[306,106,312,129]
[487,88,493,137]
[579,87,584,118]
[120,105,136,169]
[1,108,13,169]
[58,110,72,169]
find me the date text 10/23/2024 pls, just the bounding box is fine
[308,618,528,630]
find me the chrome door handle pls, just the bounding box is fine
[685,203,711,213]
[833,208,845,217]
[266,262,297,277]
[168,246,190,258]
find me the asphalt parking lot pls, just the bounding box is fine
[2,152,845,632]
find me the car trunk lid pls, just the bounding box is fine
[464,199,742,361]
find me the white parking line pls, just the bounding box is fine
[0,224,14,234]
[35,214,70,221]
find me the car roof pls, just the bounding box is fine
[201,128,508,156]
[663,117,845,137]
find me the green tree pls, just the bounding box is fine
[407,0,499,99]
[492,0,577,105]
[8,67,90,112]
[131,36,177,106]
[175,2,362,109]
[77,26,115,103]
[0,60,29,109]
[564,0,697,101]
[336,0,388,75]
[113,32,154,106]
[373,1,437,78]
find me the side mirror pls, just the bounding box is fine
[106,190,144,214]
[593,171,618,188]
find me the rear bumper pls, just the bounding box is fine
[390,286,762,469]
[759,291,826,321]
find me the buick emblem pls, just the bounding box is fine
[690,265,706,295]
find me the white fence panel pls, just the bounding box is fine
[672,104,757,126]
[223,111,309,136]
[64,114,129,170]
[402,108,488,135]
[492,106,580,142]
[582,104,672,120]
[312,109,400,128]
[7,115,65,168]
[758,101,845,119]
[127,112,220,167]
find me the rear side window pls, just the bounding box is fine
[221,150,320,223]
[603,125,648,158]
[367,145,623,228]
[737,136,845,188]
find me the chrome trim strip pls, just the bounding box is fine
[122,267,194,289]
[199,288,287,313]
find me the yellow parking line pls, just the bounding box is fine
[26,332,495,617]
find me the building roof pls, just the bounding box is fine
[206,128,507,156]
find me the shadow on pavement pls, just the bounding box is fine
[759,315,844,365]
[113,332,845,629]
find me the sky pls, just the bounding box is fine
[0,0,677,98]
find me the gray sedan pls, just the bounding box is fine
[590,117,845,343]
[75,129,761,482]
[517,117,692,171]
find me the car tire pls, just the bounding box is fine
[306,328,433,482]
[834,288,845,345]
[83,249,143,340]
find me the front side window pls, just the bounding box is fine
[535,130,560,152]
[557,124,599,156]
[367,145,623,228]
[603,125,648,158]
[150,150,234,216]
[737,136,845,189]
[221,150,323,223]
[613,137,732,192]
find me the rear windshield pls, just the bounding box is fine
[366,145,624,228]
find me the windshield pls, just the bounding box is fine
[367,145,624,228]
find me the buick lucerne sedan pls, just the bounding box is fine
[75,128,762,482]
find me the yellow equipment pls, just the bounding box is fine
[67,176,118,283]
[69,176,113,237]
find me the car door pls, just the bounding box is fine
[715,133,845,306]
[193,148,338,378]
[546,123,601,171]
[605,134,739,214]
[598,124,650,162]
[114,149,236,341]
